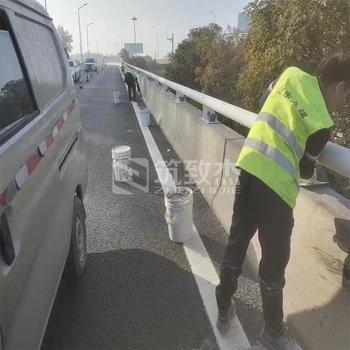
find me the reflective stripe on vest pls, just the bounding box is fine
[244,138,299,188]
[256,112,304,160]
[237,67,333,208]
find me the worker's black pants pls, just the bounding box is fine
[127,84,137,101]
[216,170,294,335]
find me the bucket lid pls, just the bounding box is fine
[112,146,131,155]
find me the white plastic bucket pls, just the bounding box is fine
[139,108,150,127]
[113,91,121,104]
[112,146,131,182]
[165,187,193,243]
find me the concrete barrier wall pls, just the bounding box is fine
[138,75,350,350]
[142,81,245,204]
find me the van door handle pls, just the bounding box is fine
[0,212,15,266]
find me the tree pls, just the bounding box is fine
[163,2,349,196]
[196,27,245,103]
[57,25,73,55]
[120,49,157,70]
[120,48,131,63]
[165,24,222,90]
[165,24,246,105]
[236,0,350,146]
[131,55,157,70]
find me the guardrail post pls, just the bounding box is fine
[176,92,185,103]
[157,81,168,93]
[157,81,166,92]
[202,106,218,124]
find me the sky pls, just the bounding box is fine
[37,0,250,58]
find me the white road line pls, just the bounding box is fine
[184,226,250,350]
[83,86,118,89]
[88,97,119,102]
[78,104,107,109]
[126,78,251,350]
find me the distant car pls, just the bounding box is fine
[79,62,86,71]
[67,59,81,83]
[84,57,98,72]
[0,0,87,348]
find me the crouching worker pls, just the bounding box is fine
[216,54,350,350]
[124,71,141,102]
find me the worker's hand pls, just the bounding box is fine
[299,169,317,187]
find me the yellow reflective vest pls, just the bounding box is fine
[237,67,334,208]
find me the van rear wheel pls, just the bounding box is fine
[65,196,87,278]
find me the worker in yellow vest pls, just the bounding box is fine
[216,55,350,350]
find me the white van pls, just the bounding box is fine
[0,0,87,348]
[67,59,81,83]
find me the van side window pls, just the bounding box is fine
[18,17,65,106]
[0,30,35,137]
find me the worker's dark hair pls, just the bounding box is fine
[320,54,350,87]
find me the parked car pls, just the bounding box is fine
[67,59,81,83]
[0,0,87,349]
[84,57,98,72]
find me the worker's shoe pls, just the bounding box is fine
[260,324,302,350]
[216,300,236,333]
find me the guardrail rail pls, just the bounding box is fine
[124,62,350,180]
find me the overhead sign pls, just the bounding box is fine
[124,43,144,55]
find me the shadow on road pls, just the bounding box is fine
[42,249,217,350]
[286,288,350,350]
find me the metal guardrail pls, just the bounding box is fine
[124,62,350,180]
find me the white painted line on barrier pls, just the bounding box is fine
[130,102,176,194]
[128,88,251,350]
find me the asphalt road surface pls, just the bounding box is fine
[42,66,263,350]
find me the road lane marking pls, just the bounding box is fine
[184,225,250,350]
[127,89,251,350]
[82,86,118,89]
[78,104,108,109]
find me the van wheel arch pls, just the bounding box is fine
[64,194,87,278]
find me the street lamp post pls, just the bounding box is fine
[210,10,216,24]
[86,22,93,56]
[131,17,137,44]
[44,0,47,10]
[167,33,174,54]
[152,25,159,61]
[78,3,88,62]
